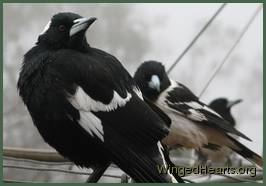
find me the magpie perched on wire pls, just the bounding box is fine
[17,13,178,183]
[197,98,243,166]
[134,60,263,168]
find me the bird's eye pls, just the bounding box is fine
[145,75,151,81]
[58,25,66,32]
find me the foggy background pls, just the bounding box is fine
[3,3,263,182]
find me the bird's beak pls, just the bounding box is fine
[227,99,243,108]
[70,17,97,37]
[148,75,161,92]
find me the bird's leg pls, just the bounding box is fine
[206,160,212,179]
[86,162,111,183]
[197,150,208,166]
[121,173,130,183]
[226,156,233,167]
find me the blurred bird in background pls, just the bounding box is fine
[197,98,243,166]
[209,98,242,127]
[134,60,263,168]
[17,12,179,183]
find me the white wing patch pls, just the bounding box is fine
[185,102,202,109]
[188,109,207,121]
[69,86,132,112]
[155,80,181,112]
[184,101,222,118]
[132,86,143,100]
[79,111,104,141]
[40,21,51,35]
[68,86,132,141]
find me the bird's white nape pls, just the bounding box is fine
[39,21,51,35]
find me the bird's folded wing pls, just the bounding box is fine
[50,50,176,182]
[163,81,251,141]
[143,95,171,128]
[53,49,169,145]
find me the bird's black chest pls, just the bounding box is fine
[18,52,108,167]
[19,51,77,112]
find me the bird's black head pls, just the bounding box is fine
[134,61,171,101]
[37,12,97,50]
[209,98,242,126]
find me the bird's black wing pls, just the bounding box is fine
[162,80,251,141]
[143,95,171,128]
[51,49,176,182]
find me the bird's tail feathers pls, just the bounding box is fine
[227,135,263,168]
[107,138,177,182]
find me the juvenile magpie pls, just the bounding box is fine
[198,98,243,166]
[17,13,178,183]
[134,60,263,168]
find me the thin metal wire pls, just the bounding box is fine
[4,179,36,183]
[198,5,263,97]
[3,164,121,179]
[4,156,118,168]
[166,3,227,74]
[4,156,72,166]
[183,178,197,183]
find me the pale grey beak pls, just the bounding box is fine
[70,17,97,36]
[227,99,243,108]
[148,75,161,91]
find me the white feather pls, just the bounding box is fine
[68,86,132,141]
[132,86,143,100]
[40,21,51,35]
[184,102,222,118]
[188,109,207,121]
[156,80,208,148]
[185,102,202,109]
[156,80,186,117]
[69,86,132,112]
[79,111,104,141]
[157,142,177,183]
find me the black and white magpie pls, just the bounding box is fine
[134,60,263,168]
[198,98,243,166]
[209,98,242,127]
[17,13,178,183]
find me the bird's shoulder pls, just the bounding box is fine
[160,80,250,140]
[165,80,199,103]
[18,45,54,93]
[50,48,137,104]
[161,80,228,122]
[52,48,169,145]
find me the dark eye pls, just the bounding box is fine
[58,25,66,32]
